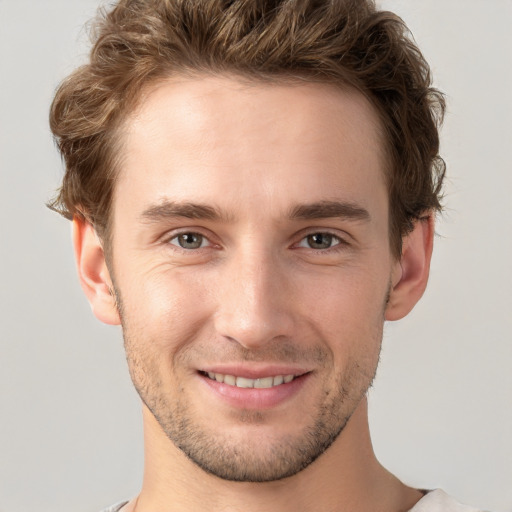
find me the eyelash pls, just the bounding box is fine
[165,230,349,252]
[295,232,346,251]
[167,231,212,250]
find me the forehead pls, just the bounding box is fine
[116,75,387,222]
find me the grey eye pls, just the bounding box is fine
[171,232,206,250]
[300,233,340,250]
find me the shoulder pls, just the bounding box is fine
[410,489,488,512]
[99,501,129,512]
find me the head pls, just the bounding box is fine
[49,0,445,259]
[51,0,444,483]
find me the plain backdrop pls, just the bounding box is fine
[0,1,511,511]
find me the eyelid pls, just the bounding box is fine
[162,228,217,249]
[169,232,210,249]
[158,227,350,252]
[294,229,350,249]
[298,233,342,249]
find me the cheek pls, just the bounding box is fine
[116,262,215,354]
[297,266,389,357]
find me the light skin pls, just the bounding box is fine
[74,76,434,512]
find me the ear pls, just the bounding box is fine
[385,215,435,321]
[72,217,121,325]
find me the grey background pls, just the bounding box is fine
[0,1,511,511]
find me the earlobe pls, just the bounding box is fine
[385,215,435,321]
[72,218,121,326]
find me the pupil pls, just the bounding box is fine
[309,233,331,249]
[179,233,202,249]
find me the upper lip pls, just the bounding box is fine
[199,364,311,379]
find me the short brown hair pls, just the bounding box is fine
[49,0,445,257]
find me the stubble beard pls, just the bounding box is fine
[122,333,381,482]
[160,361,374,482]
[113,284,385,483]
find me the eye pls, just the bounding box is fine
[298,232,342,250]
[169,232,209,250]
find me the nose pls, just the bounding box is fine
[213,246,295,350]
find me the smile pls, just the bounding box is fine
[202,371,297,389]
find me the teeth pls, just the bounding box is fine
[205,372,297,388]
[236,376,254,388]
[223,374,236,386]
[254,377,274,388]
[273,375,284,386]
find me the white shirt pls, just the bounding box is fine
[101,489,486,512]
[410,489,485,511]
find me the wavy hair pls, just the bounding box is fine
[49,0,445,257]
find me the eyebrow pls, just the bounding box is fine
[288,200,371,222]
[140,200,232,223]
[140,199,370,224]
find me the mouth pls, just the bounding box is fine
[197,368,311,409]
[200,371,299,389]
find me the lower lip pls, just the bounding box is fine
[199,373,310,410]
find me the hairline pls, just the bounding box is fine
[100,69,400,261]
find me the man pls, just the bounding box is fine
[49,1,482,511]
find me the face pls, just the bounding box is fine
[108,76,397,481]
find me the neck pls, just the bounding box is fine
[126,399,422,512]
